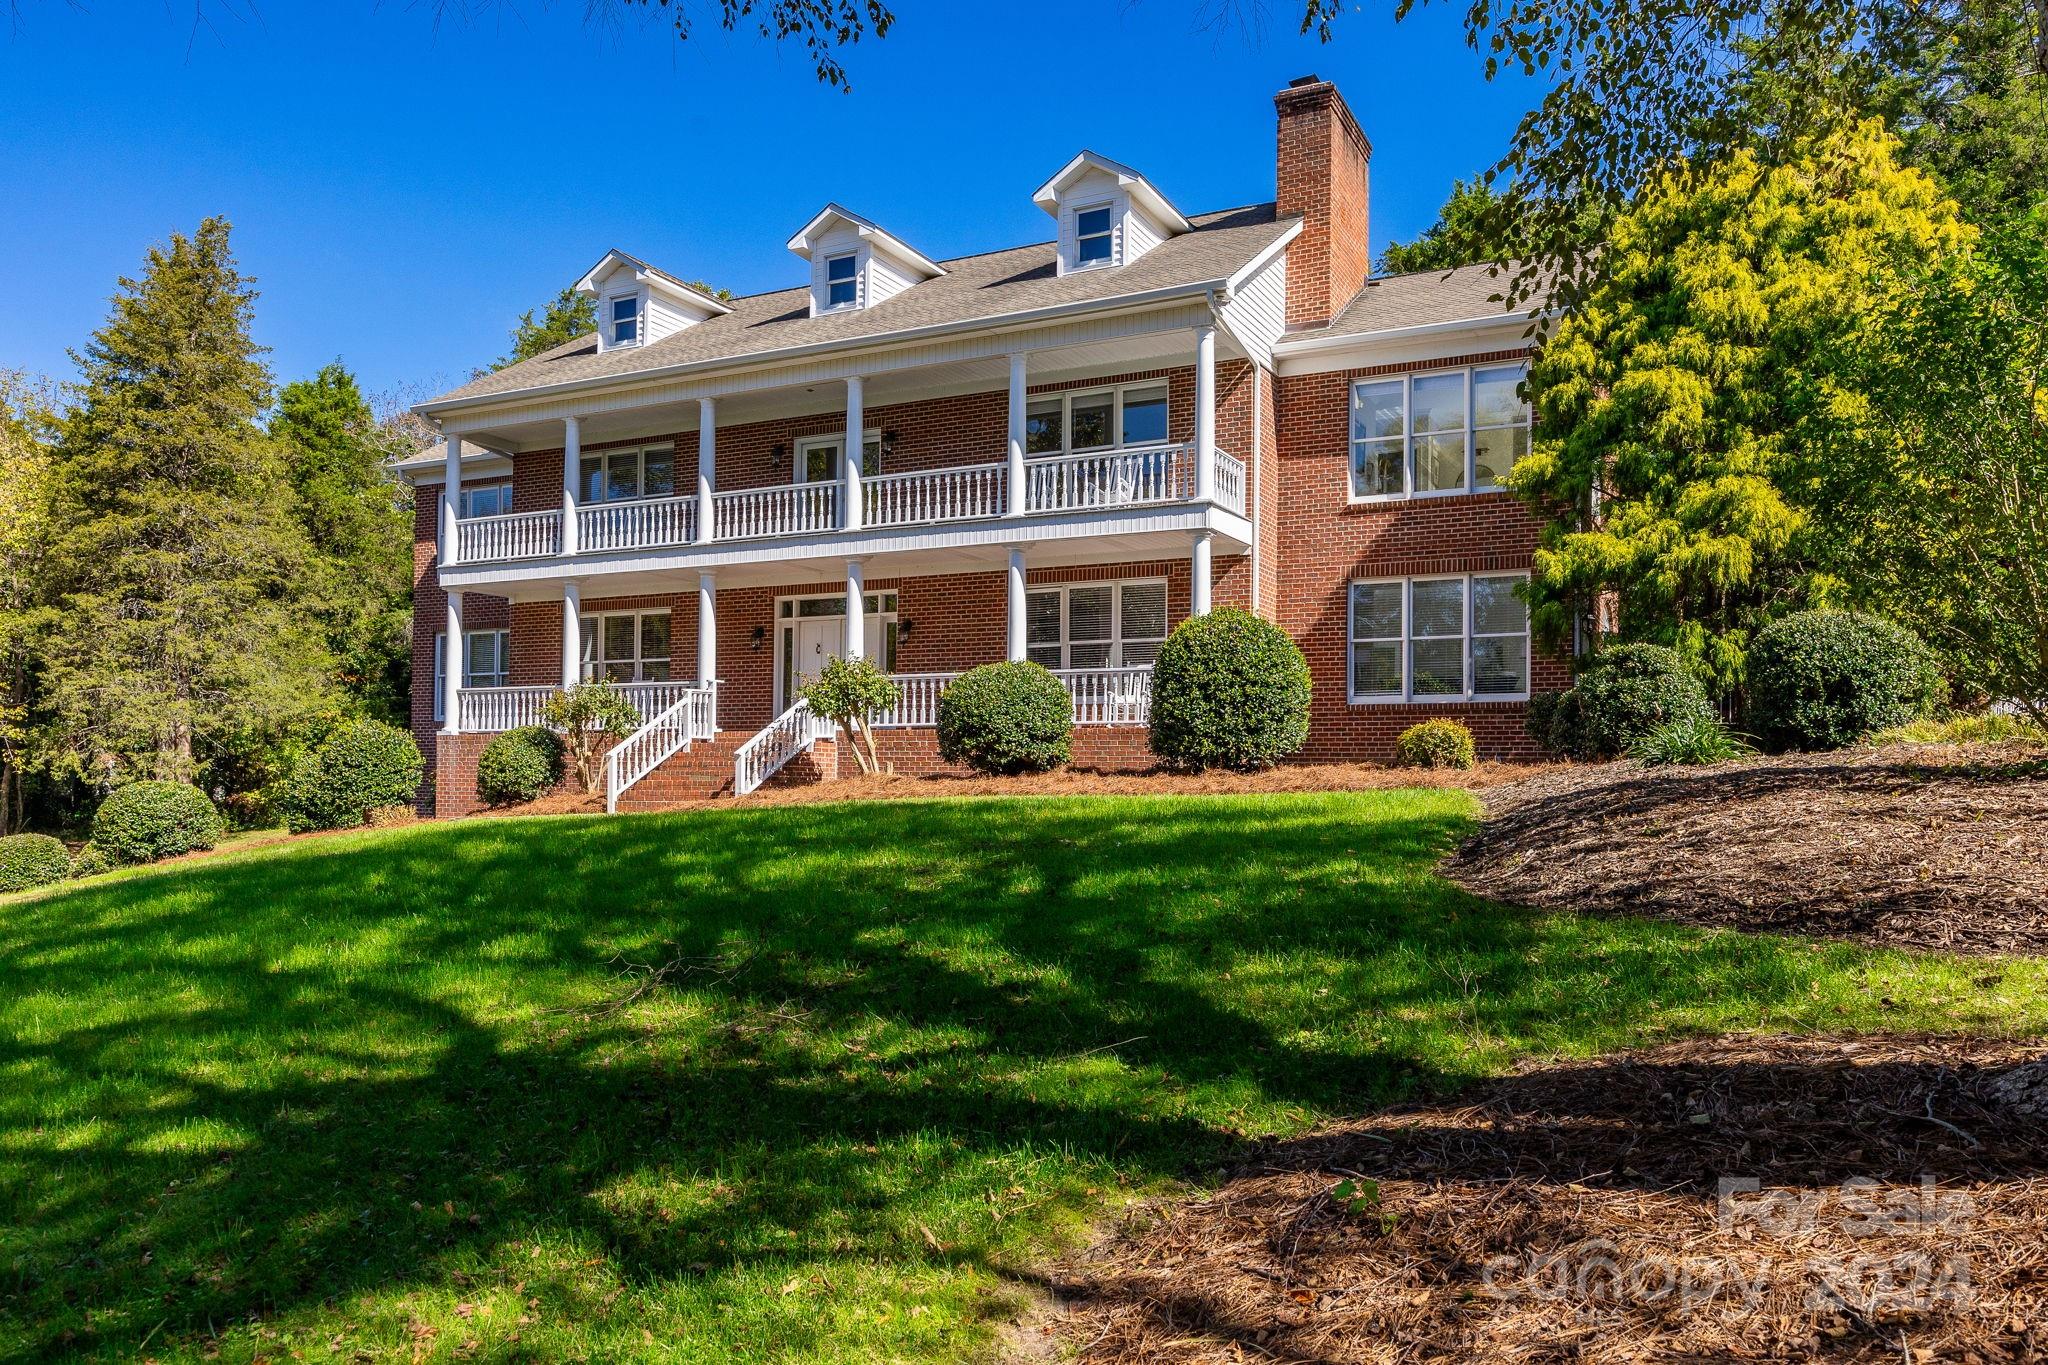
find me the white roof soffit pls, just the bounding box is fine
[1032,151,1193,234]
[784,203,947,277]
[573,249,735,316]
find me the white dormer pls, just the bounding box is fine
[1032,151,1192,276]
[575,249,733,353]
[786,204,945,317]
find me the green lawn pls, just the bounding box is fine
[4,790,2044,1363]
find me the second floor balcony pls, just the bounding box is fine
[449,441,1246,568]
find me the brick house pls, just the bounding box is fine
[400,75,1563,815]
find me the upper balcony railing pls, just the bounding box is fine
[448,442,1245,566]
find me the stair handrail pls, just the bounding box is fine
[733,699,832,796]
[603,684,716,814]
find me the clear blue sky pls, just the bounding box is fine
[0,1,1544,405]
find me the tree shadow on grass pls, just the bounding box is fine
[0,793,1981,1360]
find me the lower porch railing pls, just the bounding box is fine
[455,680,710,734]
[870,666,1153,728]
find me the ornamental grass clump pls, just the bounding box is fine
[1148,608,1311,771]
[1629,713,1753,766]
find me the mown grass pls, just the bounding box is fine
[3,790,2044,1362]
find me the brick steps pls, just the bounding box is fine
[613,733,754,810]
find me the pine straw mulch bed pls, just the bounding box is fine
[1443,741,2048,958]
[1040,1033,2048,1364]
[480,760,1553,819]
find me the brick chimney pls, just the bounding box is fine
[1275,75,1373,329]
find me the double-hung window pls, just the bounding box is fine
[796,432,881,483]
[579,445,677,503]
[1075,204,1116,267]
[824,253,859,309]
[431,629,510,721]
[580,610,671,683]
[610,295,640,346]
[457,481,512,519]
[1349,362,1530,499]
[1023,383,1172,457]
[1024,580,1168,669]
[1348,574,1530,702]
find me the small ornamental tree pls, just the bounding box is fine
[801,657,897,775]
[540,682,641,793]
[1148,609,1311,771]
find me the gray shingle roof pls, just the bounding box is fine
[429,204,1295,408]
[1289,261,1545,342]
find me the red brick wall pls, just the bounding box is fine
[1276,77,1373,329]
[870,726,1156,777]
[1273,348,1566,762]
[411,495,510,805]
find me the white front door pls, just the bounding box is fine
[784,613,890,709]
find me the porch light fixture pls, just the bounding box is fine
[898,618,914,639]
[882,429,899,460]
[770,442,787,464]
[750,625,767,650]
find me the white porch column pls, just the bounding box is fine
[560,581,581,690]
[1193,323,1217,503]
[697,571,718,689]
[1005,352,1027,516]
[1191,530,1214,617]
[841,376,865,531]
[440,434,462,566]
[441,590,464,734]
[696,397,717,544]
[1006,546,1028,662]
[844,560,866,661]
[560,417,581,557]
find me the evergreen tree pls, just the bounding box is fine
[270,362,416,726]
[0,374,58,834]
[1510,124,1968,693]
[494,287,597,370]
[45,217,333,784]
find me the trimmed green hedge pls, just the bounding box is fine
[1394,719,1476,770]
[476,726,565,806]
[1573,643,1715,758]
[283,720,425,833]
[0,833,73,892]
[70,843,116,880]
[1745,610,1941,752]
[937,662,1073,775]
[91,781,225,865]
[1148,608,1311,771]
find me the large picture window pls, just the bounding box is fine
[1347,574,1530,702]
[1024,383,1172,457]
[580,610,671,683]
[579,445,677,504]
[1349,362,1530,499]
[1024,580,1168,669]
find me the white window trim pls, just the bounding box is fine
[1346,572,1532,705]
[1347,362,1530,505]
[1071,199,1120,271]
[432,629,510,722]
[1025,381,1173,458]
[793,429,882,484]
[1023,577,1169,670]
[772,590,899,710]
[578,443,680,505]
[821,251,863,312]
[457,480,514,520]
[605,292,643,348]
[579,608,673,684]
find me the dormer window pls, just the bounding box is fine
[1075,204,1116,267]
[609,295,641,346]
[825,253,859,309]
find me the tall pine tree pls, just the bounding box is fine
[270,362,415,725]
[0,373,58,833]
[46,218,332,784]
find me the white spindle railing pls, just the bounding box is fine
[454,509,561,564]
[733,699,834,796]
[872,672,957,728]
[1024,444,1194,513]
[603,684,718,814]
[863,463,1007,528]
[456,686,554,732]
[613,680,703,723]
[1212,450,1247,515]
[579,495,697,553]
[1051,666,1153,726]
[713,482,839,540]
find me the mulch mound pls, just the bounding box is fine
[1042,1034,2048,1363]
[1444,742,2048,957]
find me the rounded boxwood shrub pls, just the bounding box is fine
[937,661,1073,775]
[283,720,425,833]
[1574,644,1715,758]
[0,833,73,892]
[476,726,565,806]
[1148,608,1311,771]
[1394,719,1476,770]
[70,843,116,880]
[1745,609,1942,752]
[91,781,225,865]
